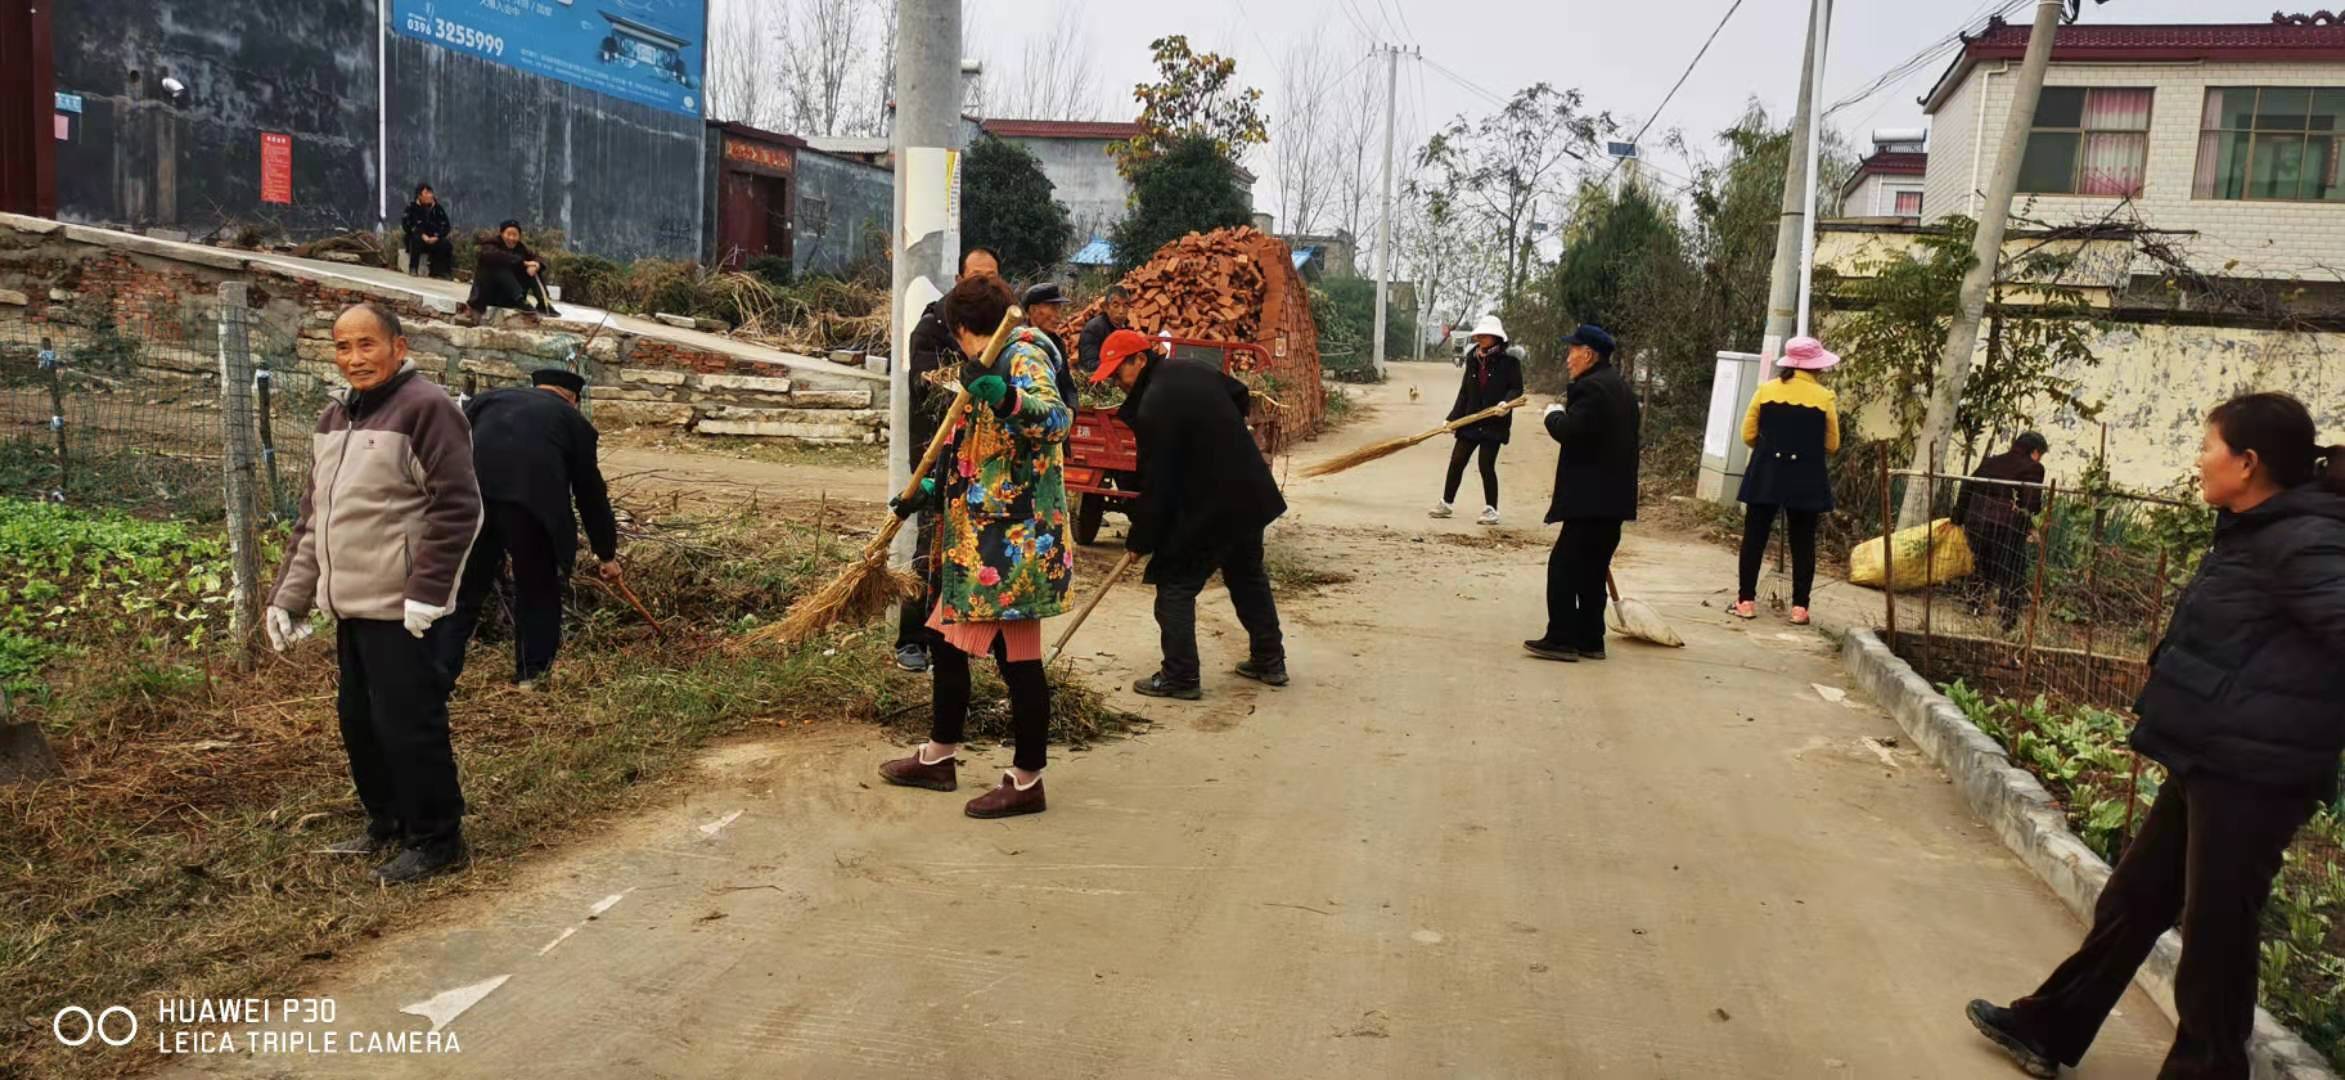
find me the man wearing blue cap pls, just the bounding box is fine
[1528,324,1640,662]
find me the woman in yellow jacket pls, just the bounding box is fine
[1734,337,1841,624]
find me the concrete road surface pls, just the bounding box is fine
[172,367,2173,1078]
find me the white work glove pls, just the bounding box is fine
[264,606,314,652]
[1544,403,1566,418]
[403,599,452,639]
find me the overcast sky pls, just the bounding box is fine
[959,0,2274,209]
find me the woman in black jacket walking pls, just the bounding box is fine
[1733,336,1841,625]
[1431,315,1524,526]
[1968,392,2345,1080]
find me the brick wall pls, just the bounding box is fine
[1925,59,2345,280]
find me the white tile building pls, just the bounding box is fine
[1920,16,2345,281]
[1840,132,1930,221]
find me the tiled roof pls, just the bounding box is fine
[1924,17,2345,113]
[980,119,1145,141]
[1841,150,1928,200]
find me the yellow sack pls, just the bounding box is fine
[1848,518,1975,592]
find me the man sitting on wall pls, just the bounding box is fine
[400,184,454,280]
[458,221,560,323]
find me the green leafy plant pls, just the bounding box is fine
[961,136,1076,285]
[1108,136,1254,276]
[1110,36,1270,179]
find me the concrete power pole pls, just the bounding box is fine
[889,0,962,570]
[1758,0,1830,367]
[1371,45,1403,382]
[1900,0,2065,525]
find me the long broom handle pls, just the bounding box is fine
[1047,551,1138,665]
[862,305,1027,561]
[1606,569,1621,604]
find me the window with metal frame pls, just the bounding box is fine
[1893,190,1923,216]
[2017,87,2154,197]
[2194,86,2345,202]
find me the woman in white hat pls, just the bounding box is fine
[1432,315,1525,525]
[1734,336,1842,624]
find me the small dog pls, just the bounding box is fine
[1408,386,1421,402]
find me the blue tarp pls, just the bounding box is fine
[1292,246,1319,269]
[1071,237,1115,266]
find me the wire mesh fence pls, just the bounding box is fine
[1845,461,2345,1063]
[0,292,319,524]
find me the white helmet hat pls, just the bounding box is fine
[1470,314,1506,340]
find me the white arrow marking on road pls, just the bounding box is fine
[400,974,511,1033]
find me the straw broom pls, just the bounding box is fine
[741,306,1025,649]
[1046,551,1139,665]
[1301,396,1530,479]
[1604,570,1685,648]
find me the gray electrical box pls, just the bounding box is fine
[1696,350,1767,505]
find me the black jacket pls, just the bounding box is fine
[463,386,618,572]
[1449,344,1525,444]
[475,236,540,278]
[1126,357,1284,573]
[2131,485,2345,792]
[906,301,958,468]
[401,201,450,248]
[1543,360,1640,523]
[1077,313,1122,378]
[1951,449,2046,533]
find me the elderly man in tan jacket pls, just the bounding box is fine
[268,302,482,885]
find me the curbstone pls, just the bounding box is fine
[1841,628,2338,1079]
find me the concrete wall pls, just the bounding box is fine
[46,1,706,263]
[1824,309,2345,492]
[386,37,704,262]
[791,150,890,280]
[1925,58,2345,280]
[50,0,379,237]
[998,136,1128,244]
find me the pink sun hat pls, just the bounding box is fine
[1777,336,1841,371]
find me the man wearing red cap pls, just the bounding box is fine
[1094,331,1289,699]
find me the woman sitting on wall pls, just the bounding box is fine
[458,221,559,323]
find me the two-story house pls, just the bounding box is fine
[1920,14,2345,280]
[1841,130,1931,222]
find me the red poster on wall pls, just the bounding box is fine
[260,133,293,204]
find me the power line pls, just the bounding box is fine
[1421,56,1509,109]
[1823,0,2029,118]
[1388,0,1419,46]
[1611,0,1747,173]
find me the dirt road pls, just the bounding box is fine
[175,368,2171,1078]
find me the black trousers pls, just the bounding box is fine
[1972,518,2032,620]
[437,502,565,684]
[1443,438,1500,508]
[467,266,553,313]
[929,634,1050,773]
[1739,503,1820,607]
[337,618,465,847]
[895,512,944,652]
[1150,529,1285,686]
[1544,518,1623,651]
[407,236,454,279]
[2008,772,2319,1077]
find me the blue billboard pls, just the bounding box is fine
[393,0,705,117]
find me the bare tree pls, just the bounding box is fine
[774,0,869,136]
[1418,83,1607,306]
[984,8,1106,121]
[705,0,782,127]
[1271,40,1338,238]
[1398,166,1501,356]
[1326,40,1381,244]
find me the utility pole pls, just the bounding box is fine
[889,0,962,571]
[1371,45,1410,382]
[1794,0,1833,337]
[1759,0,1831,367]
[1900,0,2065,526]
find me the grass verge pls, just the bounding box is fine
[0,498,1137,1079]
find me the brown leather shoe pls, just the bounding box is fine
[964,774,1046,819]
[879,752,958,792]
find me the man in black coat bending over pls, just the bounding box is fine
[434,368,620,689]
[1528,324,1640,663]
[1095,330,1289,700]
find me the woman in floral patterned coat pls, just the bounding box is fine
[880,275,1074,818]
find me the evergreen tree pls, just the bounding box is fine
[961,136,1076,284]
